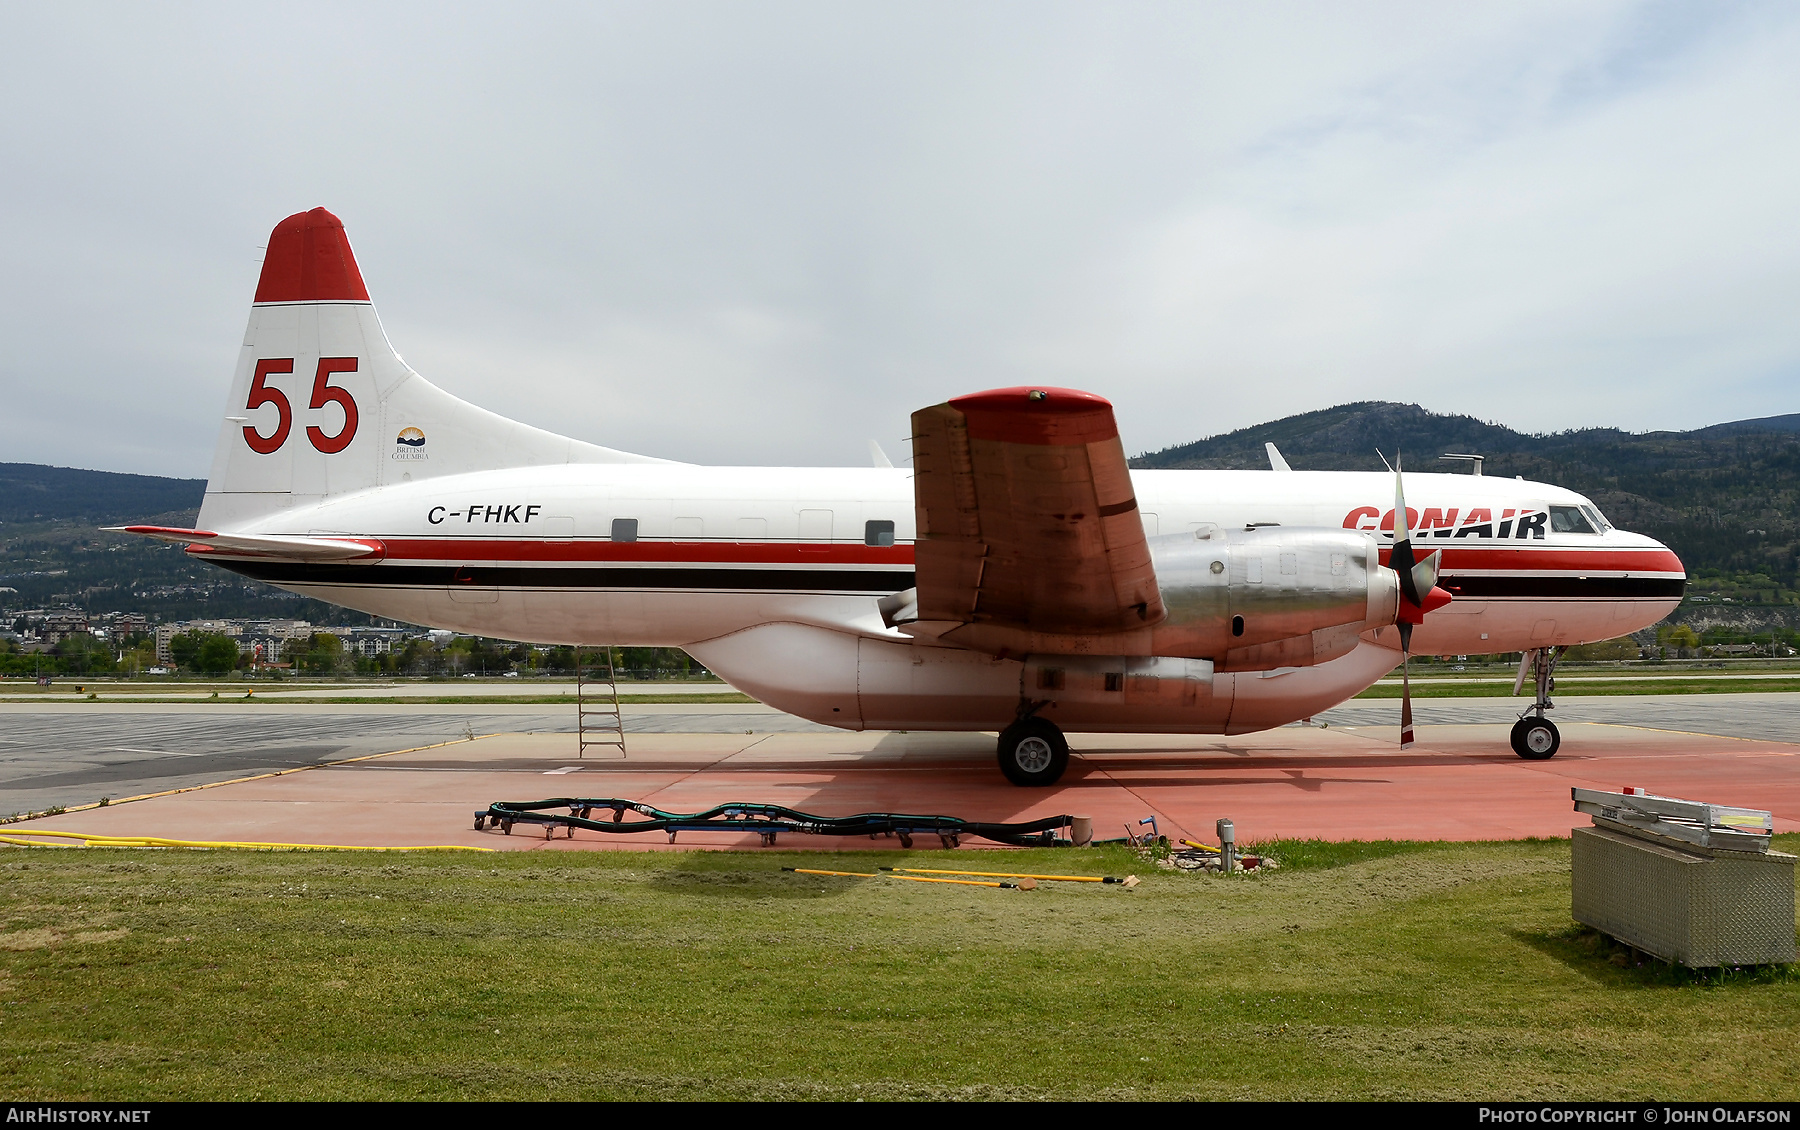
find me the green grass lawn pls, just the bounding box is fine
[1,837,1795,1100]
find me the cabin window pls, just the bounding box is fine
[1037,667,1065,691]
[610,518,638,542]
[864,519,895,547]
[1104,672,1124,692]
[1549,506,1596,534]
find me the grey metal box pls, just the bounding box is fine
[1572,821,1796,968]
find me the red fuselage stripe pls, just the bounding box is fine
[376,538,913,566]
[1378,545,1684,574]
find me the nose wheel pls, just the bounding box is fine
[1512,646,1561,760]
[997,718,1069,787]
[1510,716,1560,759]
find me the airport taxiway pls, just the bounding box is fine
[2,694,1795,850]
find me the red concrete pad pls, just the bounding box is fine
[11,722,1799,852]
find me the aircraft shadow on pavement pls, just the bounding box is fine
[1064,768,1395,792]
[1071,752,1535,771]
[2,745,346,791]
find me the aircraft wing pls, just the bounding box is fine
[908,387,1163,639]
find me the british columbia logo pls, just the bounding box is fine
[392,426,429,460]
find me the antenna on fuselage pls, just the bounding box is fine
[1441,453,1485,476]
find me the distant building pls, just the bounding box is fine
[41,613,90,646]
[155,618,317,664]
[154,619,238,663]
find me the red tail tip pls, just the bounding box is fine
[254,207,370,303]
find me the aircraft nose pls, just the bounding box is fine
[1603,529,1688,623]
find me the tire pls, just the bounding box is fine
[997,719,1070,786]
[1511,717,1560,760]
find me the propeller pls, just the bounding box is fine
[1390,460,1453,748]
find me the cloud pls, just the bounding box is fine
[0,2,1795,475]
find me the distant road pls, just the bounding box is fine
[1391,672,1800,685]
[0,680,740,702]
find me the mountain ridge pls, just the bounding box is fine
[3,399,1797,625]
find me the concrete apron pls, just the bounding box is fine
[10,722,1800,851]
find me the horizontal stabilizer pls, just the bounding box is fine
[106,525,384,561]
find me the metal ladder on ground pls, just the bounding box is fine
[575,647,627,759]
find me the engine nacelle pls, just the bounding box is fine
[1147,525,1398,671]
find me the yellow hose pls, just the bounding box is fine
[784,867,1008,888]
[0,829,493,852]
[887,867,1110,883]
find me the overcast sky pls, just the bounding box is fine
[3,2,1797,477]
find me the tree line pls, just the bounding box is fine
[0,631,709,680]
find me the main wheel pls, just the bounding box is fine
[997,718,1070,786]
[1511,717,1560,760]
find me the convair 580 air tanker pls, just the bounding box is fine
[119,208,1686,785]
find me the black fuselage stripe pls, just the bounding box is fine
[1440,576,1685,599]
[217,561,917,593]
[215,561,1683,601]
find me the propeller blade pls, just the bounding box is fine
[1397,619,1416,747]
[1391,461,1421,607]
[1411,548,1442,596]
[1400,646,1415,749]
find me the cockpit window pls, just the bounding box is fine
[1549,505,1596,534]
[1581,504,1613,532]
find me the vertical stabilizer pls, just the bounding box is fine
[200,207,665,530]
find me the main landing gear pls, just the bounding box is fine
[1510,646,1561,760]
[997,716,1069,787]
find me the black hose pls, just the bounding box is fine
[475,798,1073,846]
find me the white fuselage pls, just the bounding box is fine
[199,462,1683,736]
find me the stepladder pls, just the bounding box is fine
[576,647,627,759]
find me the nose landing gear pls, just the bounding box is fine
[1511,646,1561,760]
